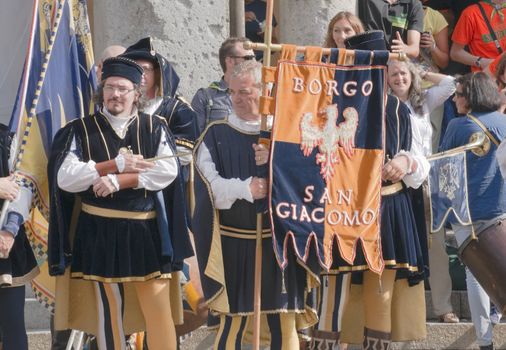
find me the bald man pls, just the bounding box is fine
[96,45,126,81]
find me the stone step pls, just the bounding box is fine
[363,323,506,350]
[27,330,51,350]
[27,320,506,349]
[25,297,51,331]
[178,323,506,350]
[22,290,474,331]
[425,290,471,321]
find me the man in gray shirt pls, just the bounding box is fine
[191,37,255,135]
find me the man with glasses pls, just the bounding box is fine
[48,56,193,350]
[191,37,256,136]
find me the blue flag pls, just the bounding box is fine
[428,151,472,232]
[8,0,96,311]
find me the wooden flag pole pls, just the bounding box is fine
[252,0,275,349]
[245,41,409,62]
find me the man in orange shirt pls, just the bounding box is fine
[450,0,506,71]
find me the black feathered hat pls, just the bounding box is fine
[121,37,158,63]
[121,37,180,97]
[101,56,144,85]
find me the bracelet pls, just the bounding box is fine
[475,56,482,68]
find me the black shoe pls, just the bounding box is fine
[479,344,493,350]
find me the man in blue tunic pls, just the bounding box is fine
[47,57,193,350]
[193,60,318,350]
[441,72,506,350]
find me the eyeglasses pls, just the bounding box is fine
[455,91,465,97]
[229,55,256,61]
[140,66,155,73]
[103,85,135,95]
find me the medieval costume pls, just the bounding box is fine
[121,37,197,167]
[0,124,39,350]
[47,57,193,350]
[193,114,318,349]
[310,32,429,350]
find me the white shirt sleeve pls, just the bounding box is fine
[425,76,455,114]
[137,129,178,191]
[402,120,431,189]
[176,145,192,166]
[57,136,100,193]
[196,142,253,209]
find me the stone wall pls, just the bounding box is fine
[93,0,357,100]
[93,0,229,99]
[278,0,357,47]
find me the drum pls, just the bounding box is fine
[458,219,506,313]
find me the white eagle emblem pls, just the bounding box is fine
[300,104,358,182]
[439,161,459,200]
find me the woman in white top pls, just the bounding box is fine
[387,58,457,323]
[387,59,455,160]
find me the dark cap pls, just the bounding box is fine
[121,37,158,65]
[344,30,387,51]
[101,56,144,85]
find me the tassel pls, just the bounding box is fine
[281,269,287,294]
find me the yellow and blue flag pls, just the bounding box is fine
[267,46,388,274]
[8,0,96,311]
[428,151,472,232]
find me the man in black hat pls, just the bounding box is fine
[121,37,197,167]
[47,56,193,350]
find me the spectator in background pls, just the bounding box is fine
[323,11,364,49]
[418,1,450,150]
[450,0,506,72]
[418,1,450,73]
[493,52,506,93]
[245,0,278,61]
[191,37,255,136]
[416,1,461,326]
[95,45,126,82]
[358,0,424,59]
[388,59,459,326]
[441,72,506,350]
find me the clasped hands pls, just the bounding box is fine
[93,153,154,197]
[382,154,412,182]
